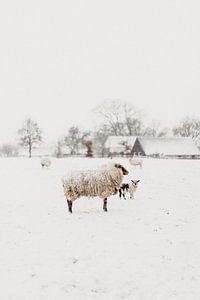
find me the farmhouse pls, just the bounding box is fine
[104,136,137,156]
[131,137,200,158]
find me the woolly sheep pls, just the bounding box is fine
[119,180,140,200]
[62,163,129,213]
[40,157,51,168]
[129,158,143,168]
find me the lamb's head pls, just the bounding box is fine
[114,164,129,175]
[131,180,140,188]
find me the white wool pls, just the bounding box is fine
[129,158,143,168]
[62,164,114,185]
[119,180,140,200]
[62,163,126,202]
[127,181,139,199]
[40,157,51,167]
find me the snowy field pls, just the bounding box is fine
[1,157,200,300]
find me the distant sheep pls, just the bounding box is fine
[62,163,128,213]
[40,157,51,168]
[119,180,140,200]
[129,158,143,168]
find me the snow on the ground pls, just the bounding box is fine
[0,157,200,300]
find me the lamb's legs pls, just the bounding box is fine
[67,200,73,213]
[103,198,108,212]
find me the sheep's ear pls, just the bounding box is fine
[137,180,140,183]
[115,163,124,169]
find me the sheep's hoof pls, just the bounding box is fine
[67,200,72,213]
[103,198,107,212]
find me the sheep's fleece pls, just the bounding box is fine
[62,163,126,201]
[40,157,51,167]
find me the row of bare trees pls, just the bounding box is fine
[0,144,19,157]
[1,100,199,157]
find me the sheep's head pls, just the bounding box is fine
[131,180,140,187]
[114,164,129,175]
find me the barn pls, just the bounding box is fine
[131,137,200,158]
[104,136,137,156]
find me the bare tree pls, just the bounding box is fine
[143,120,168,137]
[54,139,63,158]
[173,117,200,140]
[18,118,42,158]
[93,124,113,157]
[84,140,93,157]
[119,140,132,156]
[123,102,144,136]
[64,126,89,155]
[0,143,19,157]
[94,100,144,136]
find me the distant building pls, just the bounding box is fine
[131,137,200,158]
[104,136,200,158]
[104,136,137,156]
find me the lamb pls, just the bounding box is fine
[61,163,128,213]
[119,180,140,200]
[40,157,51,168]
[129,158,143,168]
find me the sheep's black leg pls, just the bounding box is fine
[123,192,126,200]
[119,189,122,199]
[103,198,108,212]
[67,200,73,213]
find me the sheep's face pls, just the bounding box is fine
[114,164,129,175]
[131,180,140,188]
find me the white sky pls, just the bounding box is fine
[0,0,200,143]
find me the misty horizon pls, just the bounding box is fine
[0,0,200,143]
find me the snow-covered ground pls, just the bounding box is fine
[1,157,200,300]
